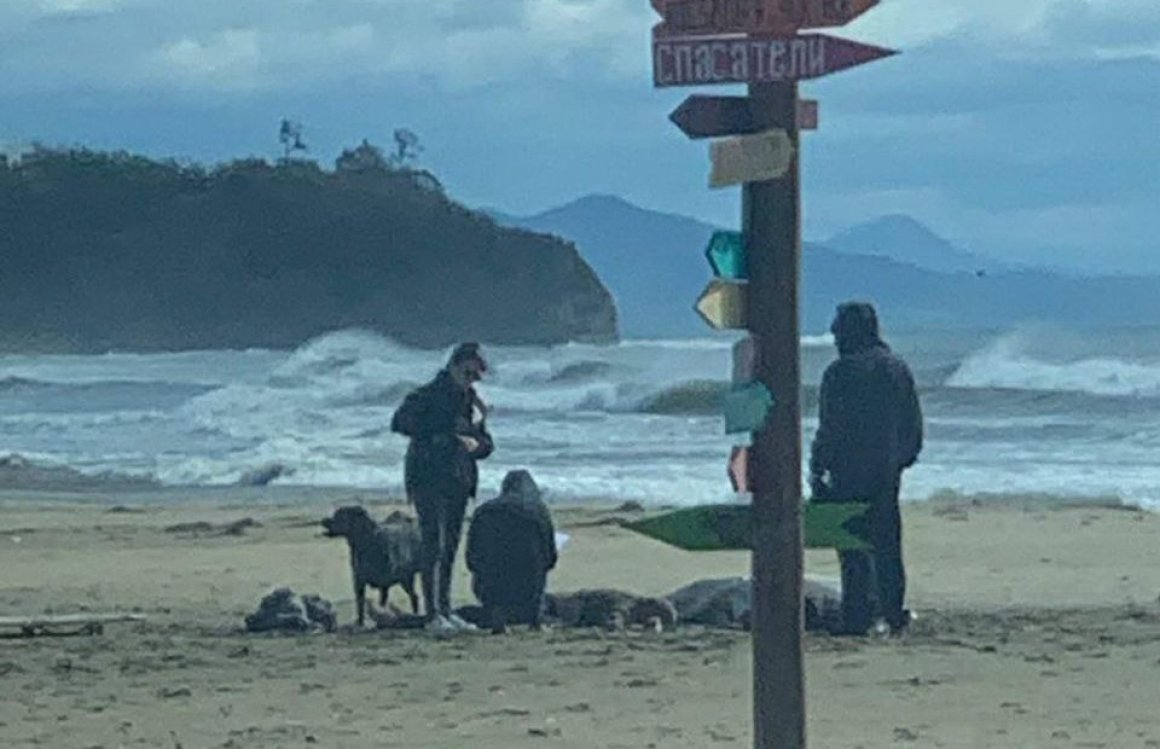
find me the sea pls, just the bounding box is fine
[3,325,1160,511]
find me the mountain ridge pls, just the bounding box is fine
[493,194,1160,337]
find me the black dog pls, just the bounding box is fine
[465,470,557,634]
[322,506,422,627]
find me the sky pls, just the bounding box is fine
[2,0,1158,273]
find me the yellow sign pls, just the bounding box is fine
[695,279,747,330]
[709,129,793,188]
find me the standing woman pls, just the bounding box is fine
[391,342,494,633]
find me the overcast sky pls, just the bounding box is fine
[3,0,1158,272]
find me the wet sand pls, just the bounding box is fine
[2,488,1160,748]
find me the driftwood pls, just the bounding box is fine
[0,613,146,638]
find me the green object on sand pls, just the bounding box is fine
[623,502,872,551]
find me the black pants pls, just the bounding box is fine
[835,477,906,634]
[413,490,469,619]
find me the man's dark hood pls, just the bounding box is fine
[831,302,887,357]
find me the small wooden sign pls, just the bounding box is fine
[724,382,775,434]
[694,279,747,330]
[732,336,756,384]
[710,130,793,188]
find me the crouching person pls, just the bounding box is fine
[391,343,494,634]
[466,470,558,634]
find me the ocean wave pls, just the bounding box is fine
[546,360,614,384]
[0,376,48,392]
[638,380,728,415]
[0,453,159,491]
[948,334,1160,397]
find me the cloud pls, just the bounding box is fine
[2,0,1158,273]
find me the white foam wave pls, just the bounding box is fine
[948,334,1160,397]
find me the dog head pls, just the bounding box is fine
[321,506,376,539]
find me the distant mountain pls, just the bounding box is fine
[497,194,1160,337]
[511,194,719,338]
[826,214,1006,275]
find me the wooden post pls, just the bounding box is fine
[744,81,806,749]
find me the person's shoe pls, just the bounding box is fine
[446,613,479,632]
[425,615,456,637]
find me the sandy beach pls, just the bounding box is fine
[2,488,1160,748]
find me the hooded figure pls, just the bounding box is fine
[810,302,923,635]
[465,469,558,634]
[391,342,495,633]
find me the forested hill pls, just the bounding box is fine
[0,146,618,353]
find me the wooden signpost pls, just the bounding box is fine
[651,2,895,747]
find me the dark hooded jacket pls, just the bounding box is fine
[810,303,923,499]
[466,470,557,612]
[390,370,494,498]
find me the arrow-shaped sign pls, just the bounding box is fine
[671,96,818,139]
[652,0,880,38]
[695,279,747,330]
[705,230,747,280]
[710,129,793,188]
[654,33,898,89]
[728,445,749,493]
[724,382,774,434]
[623,502,872,551]
[732,336,755,384]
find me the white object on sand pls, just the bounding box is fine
[554,531,570,552]
[0,613,146,637]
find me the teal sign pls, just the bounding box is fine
[623,502,872,552]
[723,382,774,434]
[705,231,747,280]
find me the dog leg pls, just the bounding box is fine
[403,576,421,615]
[379,586,389,608]
[355,583,366,628]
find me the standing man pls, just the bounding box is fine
[391,342,494,634]
[809,302,923,636]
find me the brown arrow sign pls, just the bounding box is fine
[653,0,879,39]
[671,95,819,139]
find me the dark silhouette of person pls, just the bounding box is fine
[391,342,494,633]
[466,469,558,634]
[810,302,923,635]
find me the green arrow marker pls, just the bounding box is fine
[723,382,774,434]
[705,231,748,280]
[623,502,872,552]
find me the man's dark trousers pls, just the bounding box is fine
[835,475,906,634]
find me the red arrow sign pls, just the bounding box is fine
[728,445,750,493]
[653,0,879,39]
[653,33,896,88]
